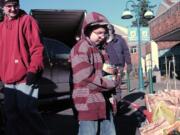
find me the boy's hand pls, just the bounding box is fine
[115,74,121,87]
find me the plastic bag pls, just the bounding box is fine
[163,121,180,135]
[152,101,175,124]
[139,118,170,135]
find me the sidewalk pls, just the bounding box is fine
[150,79,180,91]
[122,77,180,92]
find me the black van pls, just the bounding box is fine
[30,9,86,112]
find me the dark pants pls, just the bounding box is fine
[4,87,49,135]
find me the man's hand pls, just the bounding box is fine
[26,72,37,85]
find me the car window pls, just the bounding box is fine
[43,38,71,62]
[43,37,71,60]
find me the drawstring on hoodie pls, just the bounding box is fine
[5,17,13,29]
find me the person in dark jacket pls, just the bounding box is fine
[106,24,132,101]
[69,12,121,135]
[0,0,49,135]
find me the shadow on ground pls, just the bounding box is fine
[43,114,78,135]
[41,91,146,135]
[115,92,146,135]
[0,91,147,135]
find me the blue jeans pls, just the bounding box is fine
[78,112,116,135]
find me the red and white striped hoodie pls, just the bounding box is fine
[69,12,117,120]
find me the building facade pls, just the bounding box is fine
[149,0,180,79]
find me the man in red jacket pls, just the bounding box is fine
[69,12,120,135]
[0,0,49,135]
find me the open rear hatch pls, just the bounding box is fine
[30,9,86,112]
[30,9,86,48]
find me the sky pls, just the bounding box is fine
[20,0,162,27]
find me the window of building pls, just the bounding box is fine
[130,46,137,54]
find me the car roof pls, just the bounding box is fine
[30,9,86,48]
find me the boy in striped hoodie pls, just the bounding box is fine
[69,12,120,135]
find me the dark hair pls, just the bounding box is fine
[84,24,108,37]
[107,24,115,34]
[0,0,19,7]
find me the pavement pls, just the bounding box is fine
[0,77,180,135]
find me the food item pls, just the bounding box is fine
[103,75,116,80]
[145,90,180,119]
[102,63,116,74]
[139,118,170,135]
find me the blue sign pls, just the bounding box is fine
[128,27,150,42]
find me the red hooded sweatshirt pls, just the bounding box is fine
[0,10,44,84]
[69,12,117,120]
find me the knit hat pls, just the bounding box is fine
[0,0,19,7]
